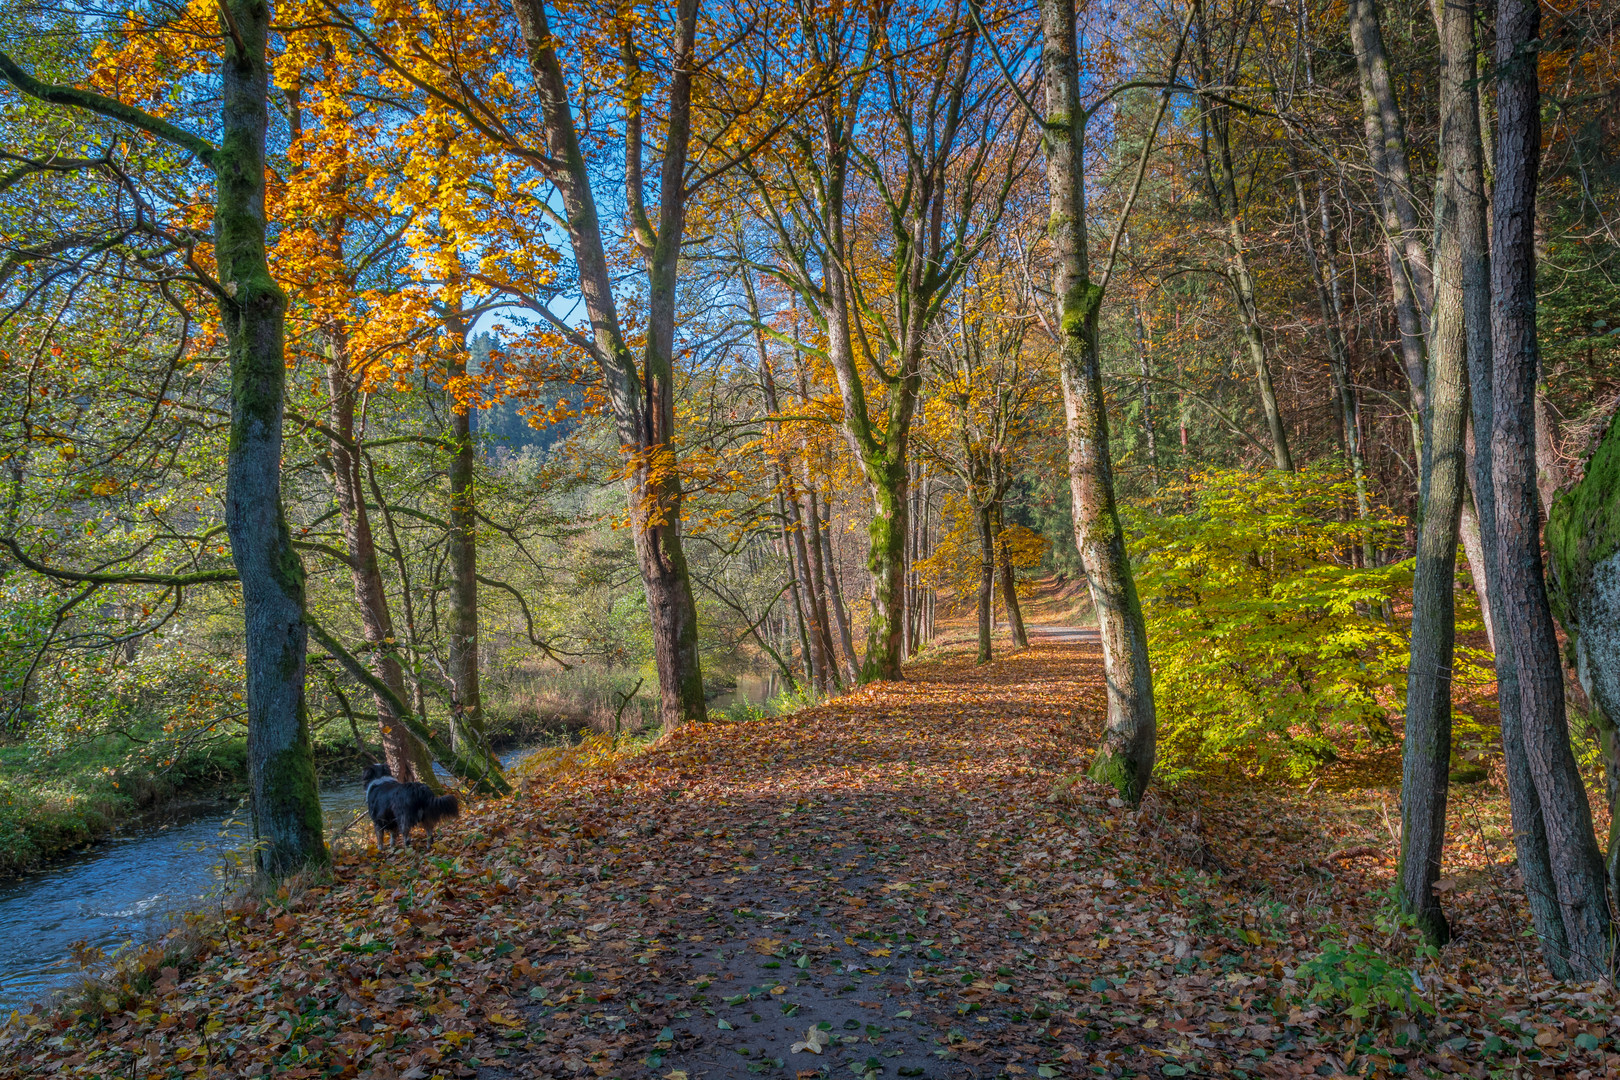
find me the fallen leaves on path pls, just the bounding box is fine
[3,637,1617,1080]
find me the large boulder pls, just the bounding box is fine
[1546,410,1620,895]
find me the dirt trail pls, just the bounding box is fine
[6,633,1617,1079]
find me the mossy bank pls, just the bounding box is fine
[0,724,369,878]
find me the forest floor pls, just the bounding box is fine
[3,628,1618,1079]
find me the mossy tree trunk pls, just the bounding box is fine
[859,448,913,681]
[1492,0,1612,980]
[1041,0,1156,805]
[218,0,328,874]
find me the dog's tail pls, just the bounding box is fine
[429,793,460,819]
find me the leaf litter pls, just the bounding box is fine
[2,635,1617,1079]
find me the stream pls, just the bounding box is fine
[0,748,536,1014]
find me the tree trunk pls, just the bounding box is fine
[779,494,818,691]
[751,288,836,694]
[325,341,436,785]
[444,313,484,752]
[0,5,341,874]
[821,510,861,679]
[1400,0,1477,936]
[219,3,327,874]
[1492,0,1612,979]
[1458,27,1570,976]
[996,502,1028,647]
[975,496,994,665]
[824,277,912,682]
[797,483,841,685]
[1228,256,1291,471]
[512,0,707,727]
[1348,0,1434,413]
[1199,99,1291,471]
[1042,0,1156,804]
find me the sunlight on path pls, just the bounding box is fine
[6,637,1614,1080]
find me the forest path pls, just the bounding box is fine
[458,635,1349,1080]
[8,635,1614,1079]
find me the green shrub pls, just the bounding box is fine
[1296,939,1437,1020]
[1126,465,1492,777]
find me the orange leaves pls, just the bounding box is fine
[6,636,1619,1079]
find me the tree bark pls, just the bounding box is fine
[1042,0,1156,804]
[1458,62,1570,981]
[1492,0,1612,980]
[444,311,484,752]
[219,4,327,874]
[1347,0,1434,413]
[996,501,1028,647]
[325,339,436,785]
[512,0,707,727]
[1400,0,1478,937]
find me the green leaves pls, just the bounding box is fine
[1124,464,1491,777]
[1296,940,1435,1020]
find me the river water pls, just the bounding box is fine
[0,674,785,1015]
[0,750,534,1014]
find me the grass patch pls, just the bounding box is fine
[486,665,662,737]
[0,720,365,876]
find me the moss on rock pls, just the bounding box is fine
[1547,412,1620,640]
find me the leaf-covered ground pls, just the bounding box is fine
[4,630,1618,1079]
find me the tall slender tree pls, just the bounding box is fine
[1397,0,1477,944]
[1033,0,1187,802]
[1491,0,1611,980]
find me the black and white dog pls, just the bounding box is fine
[362,763,459,850]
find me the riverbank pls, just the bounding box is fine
[0,726,370,878]
[0,667,780,879]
